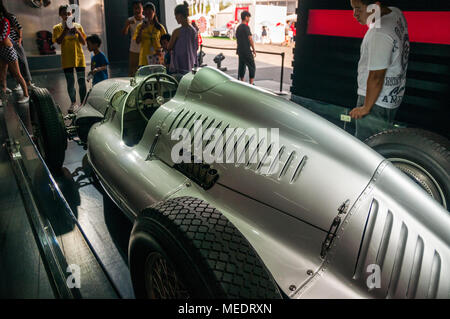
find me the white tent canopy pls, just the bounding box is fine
[286,13,297,21]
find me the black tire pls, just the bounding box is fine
[365,128,450,210]
[129,197,282,299]
[29,87,67,173]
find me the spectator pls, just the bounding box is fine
[289,22,296,43]
[235,11,256,84]
[168,1,198,75]
[0,3,28,104]
[133,2,166,67]
[122,0,143,76]
[191,20,203,47]
[53,5,87,113]
[349,0,409,140]
[160,33,172,70]
[5,9,33,88]
[261,26,268,44]
[86,34,109,86]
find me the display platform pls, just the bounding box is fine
[0,92,131,298]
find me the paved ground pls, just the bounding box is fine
[203,37,295,67]
[201,37,295,95]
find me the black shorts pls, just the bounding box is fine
[238,53,255,79]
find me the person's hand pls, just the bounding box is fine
[18,38,22,46]
[75,28,85,39]
[91,68,98,75]
[349,106,371,119]
[253,50,256,57]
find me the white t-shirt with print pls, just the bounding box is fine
[128,16,142,53]
[357,7,410,109]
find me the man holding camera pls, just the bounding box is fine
[53,4,87,113]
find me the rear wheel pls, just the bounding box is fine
[365,128,450,210]
[129,197,282,299]
[29,87,67,174]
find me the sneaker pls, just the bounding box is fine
[12,84,21,92]
[5,87,12,94]
[27,82,37,89]
[17,96,30,104]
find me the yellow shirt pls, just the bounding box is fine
[133,22,166,66]
[52,23,86,69]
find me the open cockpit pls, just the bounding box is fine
[121,69,179,146]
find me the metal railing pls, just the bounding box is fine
[200,44,287,95]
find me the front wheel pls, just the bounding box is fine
[29,87,67,174]
[129,197,282,299]
[365,128,450,210]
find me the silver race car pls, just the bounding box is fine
[30,66,449,299]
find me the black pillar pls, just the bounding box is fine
[104,0,130,63]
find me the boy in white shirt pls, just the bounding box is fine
[122,1,143,76]
[349,0,410,140]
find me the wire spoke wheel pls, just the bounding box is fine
[365,128,450,210]
[144,252,189,299]
[130,198,282,299]
[389,158,447,209]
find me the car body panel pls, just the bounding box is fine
[169,181,327,297]
[79,66,449,298]
[87,120,188,217]
[296,161,450,299]
[152,68,385,231]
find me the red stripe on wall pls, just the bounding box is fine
[306,10,450,45]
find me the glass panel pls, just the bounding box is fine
[3,96,120,299]
[110,90,128,111]
[291,94,404,137]
[135,65,167,82]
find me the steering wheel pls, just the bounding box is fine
[135,72,179,122]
